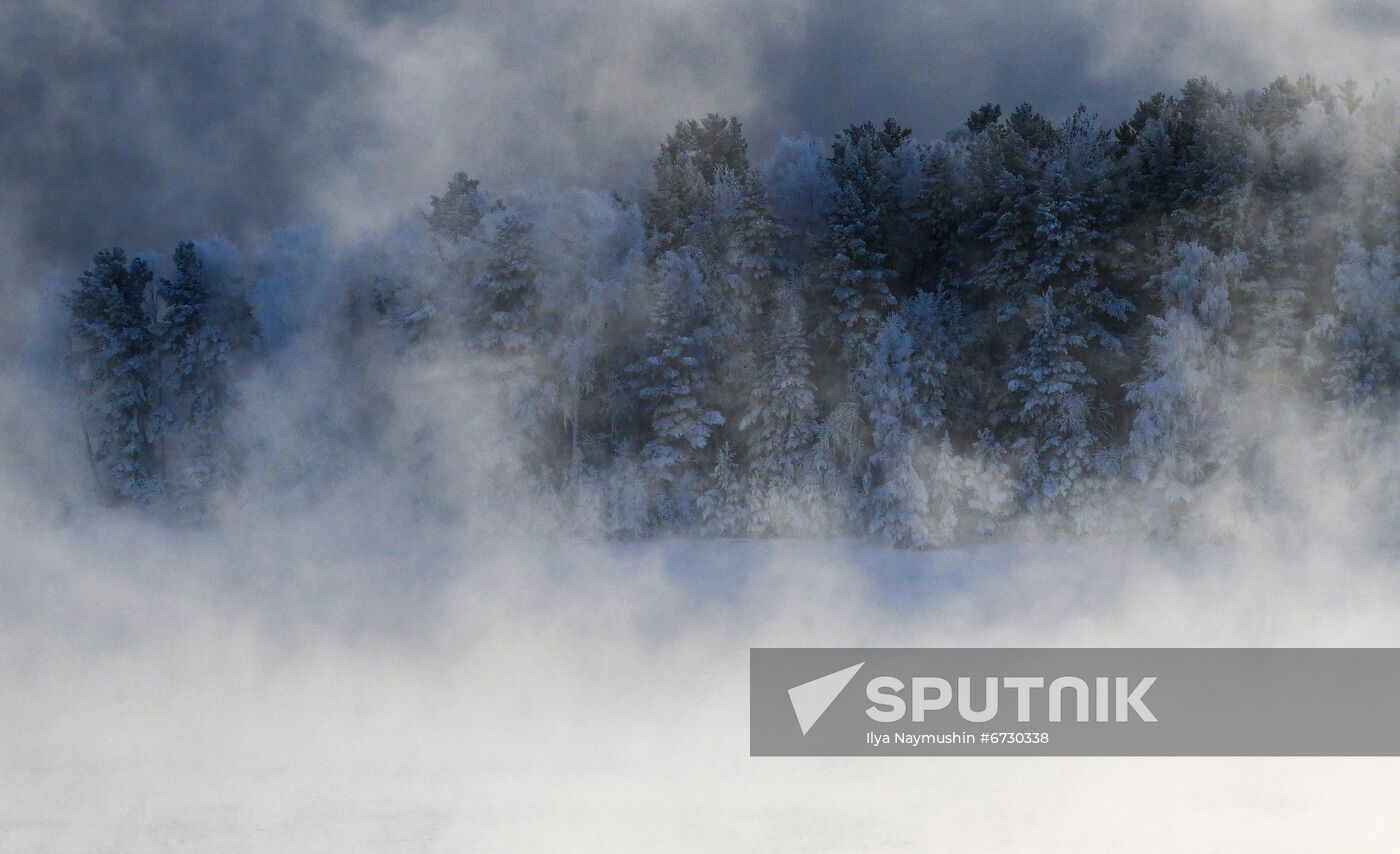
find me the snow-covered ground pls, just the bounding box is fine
[3,527,1400,852]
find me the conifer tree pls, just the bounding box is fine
[69,248,161,502]
[645,115,750,253]
[924,433,966,544]
[722,168,787,310]
[963,428,1015,535]
[965,103,1002,135]
[1311,241,1400,411]
[819,120,910,368]
[1127,243,1243,525]
[630,251,724,523]
[427,172,486,241]
[697,443,747,536]
[860,315,934,547]
[643,117,772,455]
[473,214,540,354]
[702,165,787,426]
[472,211,562,484]
[1005,292,1101,520]
[741,287,817,495]
[48,76,1400,540]
[159,241,233,510]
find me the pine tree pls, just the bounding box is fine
[820,123,906,368]
[1127,243,1243,525]
[427,172,486,241]
[900,291,964,430]
[963,428,1015,535]
[1005,292,1101,521]
[697,443,748,535]
[923,433,965,544]
[965,103,1003,135]
[1009,103,1059,152]
[763,134,834,248]
[1311,241,1400,411]
[719,168,786,320]
[701,165,787,428]
[630,251,724,524]
[159,241,233,511]
[475,213,556,440]
[983,110,1131,528]
[965,111,1042,325]
[741,288,817,492]
[910,143,969,294]
[859,315,934,547]
[645,115,750,254]
[69,248,161,502]
[472,214,540,354]
[1170,96,1255,250]
[642,117,770,457]
[805,401,865,534]
[1030,111,1130,356]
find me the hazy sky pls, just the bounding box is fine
[3,0,1398,280]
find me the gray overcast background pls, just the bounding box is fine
[2,0,1398,283]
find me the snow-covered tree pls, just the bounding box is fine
[631,251,724,523]
[158,241,234,511]
[742,288,817,488]
[472,214,540,354]
[706,168,775,307]
[45,76,1400,542]
[799,401,865,534]
[697,443,748,536]
[1005,291,1103,521]
[762,134,834,251]
[859,315,934,547]
[427,171,486,241]
[962,428,1016,535]
[1127,243,1243,524]
[1311,241,1400,411]
[899,290,964,430]
[645,114,750,254]
[700,165,787,424]
[819,122,905,368]
[470,212,561,476]
[69,248,161,503]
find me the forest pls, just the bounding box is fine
[61,75,1400,546]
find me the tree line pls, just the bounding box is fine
[65,76,1400,542]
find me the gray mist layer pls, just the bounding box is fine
[4,0,1399,283]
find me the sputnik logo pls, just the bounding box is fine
[788,662,865,735]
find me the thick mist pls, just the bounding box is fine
[7,2,1400,848]
[3,479,1400,849]
[4,0,1399,282]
